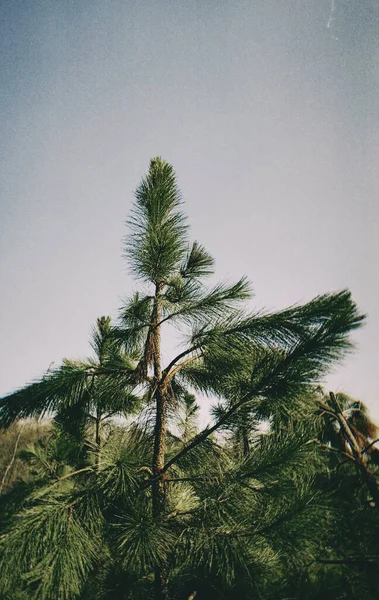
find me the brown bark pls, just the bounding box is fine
[151,283,170,600]
[152,388,167,514]
[95,413,102,471]
[95,415,101,447]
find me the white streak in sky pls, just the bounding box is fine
[327,0,336,28]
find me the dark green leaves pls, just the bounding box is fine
[162,277,252,327]
[0,157,371,600]
[0,497,101,600]
[0,363,91,428]
[125,158,188,284]
[180,241,214,279]
[116,501,175,573]
[182,289,364,401]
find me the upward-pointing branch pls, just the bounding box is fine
[161,346,200,385]
[161,394,252,474]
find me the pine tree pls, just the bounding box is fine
[0,158,366,600]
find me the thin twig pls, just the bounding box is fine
[362,438,379,454]
[0,423,25,494]
[317,557,379,565]
[163,355,200,386]
[161,395,253,474]
[315,442,355,462]
[55,466,93,483]
[161,345,200,383]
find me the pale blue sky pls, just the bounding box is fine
[1,0,378,421]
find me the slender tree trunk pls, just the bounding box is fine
[95,415,101,447]
[95,411,102,471]
[151,283,169,600]
[153,390,169,600]
[242,434,250,458]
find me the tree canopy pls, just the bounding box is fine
[0,158,378,600]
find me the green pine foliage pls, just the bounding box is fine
[0,158,377,600]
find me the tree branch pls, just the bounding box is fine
[163,355,200,387]
[0,423,24,494]
[161,395,251,474]
[315,442,355,462]
[317,557,379,565]
[317,400,340,421]
[162,345,200,382]
[55,466,93,483]
[362,438,379,454]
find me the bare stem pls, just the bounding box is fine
[0,423,24,494]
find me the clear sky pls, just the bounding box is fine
[1,0,378,422]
